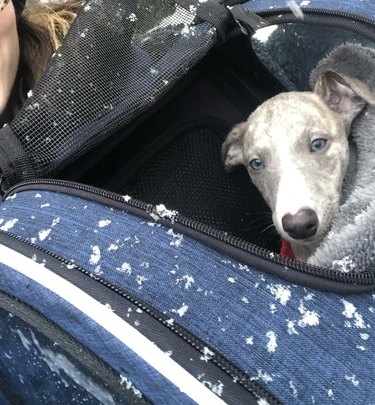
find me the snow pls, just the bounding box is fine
[120,375,143,398]
[0,218,18,231]
[27,329,116,404]
[117,262,132,274]
[254,369,273,383]
[98,220,111,228]
[200,346,214,362]
[345,374,359,387]
[127,13,137,22]
[167,229,183,247]
[89,245,101,265]
[154,204,178,221]
[246,336,254,345]
[267,284,291,305]
[176,275,194,289]
[332,256,356,272]
[266,331,277,353]
[38,229,51,241]
[287,320,299,335]
[172,303,188,317]
[297,303,320,327]
[341,299,367,329]
[51,217,60,227]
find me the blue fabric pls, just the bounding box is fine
[0,190,374,403]
[243,0,375,21]
[0,305,125,405]
[0,263,194,405]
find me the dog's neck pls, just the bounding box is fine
[291,241,320,262]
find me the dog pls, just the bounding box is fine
[222,70,375,261]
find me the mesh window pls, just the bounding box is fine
[1,0,217,181]
[110,125,279,250]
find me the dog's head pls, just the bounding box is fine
[222,71,375,256]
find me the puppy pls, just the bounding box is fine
[222,71,375,261]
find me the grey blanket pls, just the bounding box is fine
[308,44,375,273]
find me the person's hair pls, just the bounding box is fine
[3,0,81,125]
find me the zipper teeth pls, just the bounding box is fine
[259,6,375,26]
[4,178,375,284]
[257,7,375,42]
[177,214,374,282]
[0,228,279,403]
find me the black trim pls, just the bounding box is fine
[0,125,34,192]
[0,291,148,405]
[4,180,375,293]
[0,231,280,405]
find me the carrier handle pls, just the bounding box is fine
[175,0,233,42]
[229,4,270,35]
[175,0,270,41]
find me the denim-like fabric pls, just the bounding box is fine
[0,262,194,405]
[0,305,127,405]
[243,0,375,20]
[0,190,374,403]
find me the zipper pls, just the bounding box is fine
[0,226,280,404]
[258,6,375,26]
[3,178,375,286]
[255,7,375,41]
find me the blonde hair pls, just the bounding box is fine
[3,0,81,125]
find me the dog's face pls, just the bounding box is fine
[222,71,375,258]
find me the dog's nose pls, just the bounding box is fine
[282,209,319,240]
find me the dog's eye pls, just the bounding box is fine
[310,138,327,152]
[249,158,264,171]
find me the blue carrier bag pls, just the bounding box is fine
[0,0,375,403]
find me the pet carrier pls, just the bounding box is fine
[0,0,375,403]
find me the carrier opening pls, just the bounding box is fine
[57,20,375,256]
[60,32,283,252]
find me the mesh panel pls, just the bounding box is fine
[114,126,279,250]
[6,0,217,179]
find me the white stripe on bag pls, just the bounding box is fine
[0,244,226,405]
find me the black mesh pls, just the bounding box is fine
[110,125,279,250]
[0,0,218,181]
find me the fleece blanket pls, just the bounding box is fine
[308,44,375,273]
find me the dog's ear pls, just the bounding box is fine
[314,70,375,128]
[221,122,247,171]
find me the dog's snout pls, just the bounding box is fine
[282,209,319,240]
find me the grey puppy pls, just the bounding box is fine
[222,70,375,261]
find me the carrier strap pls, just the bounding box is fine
[229,4,270,34]
[175,0,233,42]
[175,1,270,41]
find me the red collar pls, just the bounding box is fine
[280,239,294,259]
